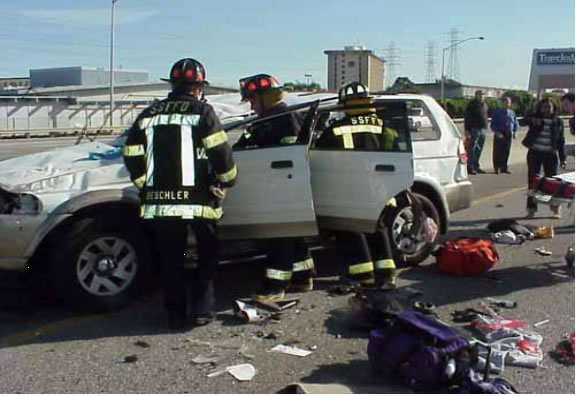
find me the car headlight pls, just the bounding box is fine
[0,187,42,215]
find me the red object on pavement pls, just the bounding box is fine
[571,331,575,354]
[436,238,499,276]
[530,176,575,199]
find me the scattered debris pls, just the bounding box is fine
[534,247,552,256]
[534,319,550,328]
[328,284,354,296]
[184,337,244,350]
[191,354,221,365]
[253,298,299,312]
[487,298,517,309]
[207,364,257,381]
[233,300,265,323]
[532,225,554,239]
[133,340,150,348]
[270,344,313,357]
[413,301,436,315]
[309,345,318,351]
[227,363,257,381]
[239,344,255,360]
[123,355,138,364]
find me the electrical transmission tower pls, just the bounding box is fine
[384,42,401,88]
[425,41,437,83]
[446,28,461,81]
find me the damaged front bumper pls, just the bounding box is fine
[0,186,44,271]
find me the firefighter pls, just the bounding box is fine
[123,58,237,330]
[234,73,315,302]
[316,82,397,287]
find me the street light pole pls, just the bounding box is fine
[440,36,484,106]
[109,0,118,127]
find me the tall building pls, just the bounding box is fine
[324,46,385,92]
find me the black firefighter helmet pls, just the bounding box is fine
[161,58,209,86]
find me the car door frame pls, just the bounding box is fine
[219,105,320,240]
[306,99,415,233]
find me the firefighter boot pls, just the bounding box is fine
[374,258,397,288]
[252,268,291,303]
[289,258,315,292]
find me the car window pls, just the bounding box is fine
[405,100,440,141]
[231,110,308,151]
[311,101,411,153]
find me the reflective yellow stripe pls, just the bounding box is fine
[348,261,374,275]
[292,258,315,272]
[139,114,201,129]
[203,130,228,149]
[333,125,383,136]
[266,268,293,281]
[141,204,223,220]
[133,174,146,188]
[280,136,298,144]
[123,144,145,156]
[384,128,398,150]
[386,197,397,208]
[217,165,237,183]
[343,133,354,149]
[375,259,396,270]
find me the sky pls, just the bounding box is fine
[1,0,574,90]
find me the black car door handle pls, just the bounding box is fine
[271,160,294,169]
[375,164,395,172]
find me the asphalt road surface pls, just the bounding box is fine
[0,134,574,393]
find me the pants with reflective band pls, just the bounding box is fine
[291,239,315,282]
[265,237,311,290]
[366,218,396,282]
[147,218,219,318]
[335,231,375,283]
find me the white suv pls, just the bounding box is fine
[0,93,470,311]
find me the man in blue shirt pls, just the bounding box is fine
[490,96,519,174]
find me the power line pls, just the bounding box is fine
[446,28,461,81]
[425,41,437,83]
[384,42,401,88]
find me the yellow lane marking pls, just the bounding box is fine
[471,186,526,207]
[0,314,106,348]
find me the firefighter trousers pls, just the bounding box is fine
[265,237,314,290]
[148,218,219,319]
[336,220,396,284]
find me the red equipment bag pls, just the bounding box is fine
[530,176,575,199]
[436,238,499,276]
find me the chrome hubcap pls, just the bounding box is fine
[391,207,433,255]
[77,237,138,296]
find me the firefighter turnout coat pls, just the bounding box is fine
[316,113,398,151]
[234,102,302,148]
[123,93,237,220]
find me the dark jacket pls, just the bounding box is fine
[123,92,236,220]
[464,99,489,131]
[234,102,302,148]
[519,115,566,162]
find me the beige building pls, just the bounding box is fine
[324,46,385,92]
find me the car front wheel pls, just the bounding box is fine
[387,193,440,267]
[49,215,151,312]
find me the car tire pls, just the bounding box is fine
[387,192,440,267]
[49,215,152,312]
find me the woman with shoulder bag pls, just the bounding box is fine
[519,98,566,219]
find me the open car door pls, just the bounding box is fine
[309,100,414,233]
[220,103,320,240]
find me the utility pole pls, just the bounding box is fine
[425,41,437,83]
[384,42,401,88]
[441,36,484,105]
[109,0,118,127]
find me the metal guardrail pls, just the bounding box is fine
[0,125,127,139]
